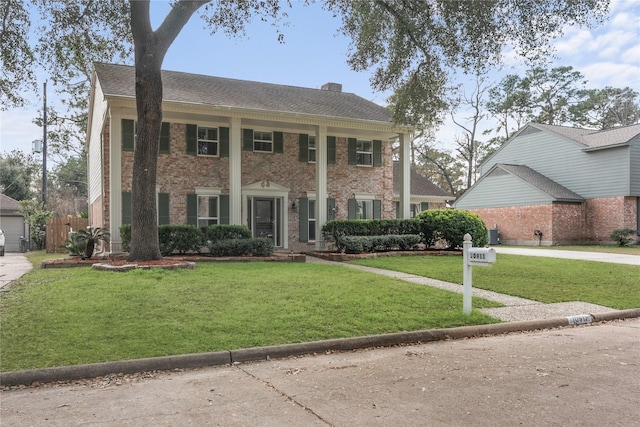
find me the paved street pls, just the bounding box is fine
[2,318,639,426]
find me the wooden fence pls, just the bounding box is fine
[46,217,89,253]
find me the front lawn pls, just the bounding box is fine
[0,254,500,372]
[350,254,640,309]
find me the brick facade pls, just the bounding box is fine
[469,196,638,245]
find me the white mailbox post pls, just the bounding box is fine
[462,233,496,314]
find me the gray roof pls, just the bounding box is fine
[94,63,392,123]
[0,193,22,214]
[532,123,640,150]
[393,162,453,198]
[494,164,584,202]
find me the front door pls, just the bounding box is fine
[254,198,275,241]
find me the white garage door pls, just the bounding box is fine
[0,216,26,252]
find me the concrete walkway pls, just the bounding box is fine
[0,253,33,290]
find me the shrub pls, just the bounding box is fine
[120,224,131,252]
[208,225,252,241]
[416,209,488,249]
[208,238,274,256]
[610,228,636,247]
[337,234,422,254]
[322,219,421,242]
[120,224,204,255]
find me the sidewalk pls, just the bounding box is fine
[0,253,33,290]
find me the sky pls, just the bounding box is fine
[1,0,639,161]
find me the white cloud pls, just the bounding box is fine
[580,62,640,88]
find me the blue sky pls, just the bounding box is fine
[1,0,638,159]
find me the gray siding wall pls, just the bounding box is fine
[455,173,552,209]
[630,135,640,196]
[482,130,630,198]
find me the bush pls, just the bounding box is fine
[337,234,422,254]
[322,219,421,242]
[416,209,488,249]
[610,228,636,247]
[120,224,204,255]
[208,238,274,257]
[120,224,131,252]
[208,225,252,241]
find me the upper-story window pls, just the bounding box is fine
[308,136,316,162]
[254,131,273,152]
[356,140,373,166]
[198,127,218,156]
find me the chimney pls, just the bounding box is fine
[321,82,342,93]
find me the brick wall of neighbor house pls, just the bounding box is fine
[470,205,555,245]
[119,123,392,252]
[585,196,638,243]
[551,203,585,244]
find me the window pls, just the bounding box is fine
[197,195,218,229]
[308,199,316,241]
[356,140,373,166]
[308,136,316,162]
[197,127,218,156]
[123,119,170,153]
[356,200,373,219]
[410,203,421,218]
[254,131,273,152]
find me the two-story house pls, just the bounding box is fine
[87,63,418,253]
[454,123,640,245]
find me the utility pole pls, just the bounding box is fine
[42,81,47,208]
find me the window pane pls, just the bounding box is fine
[308,199,316,220]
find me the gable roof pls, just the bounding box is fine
[392,162,453,199]
[490,164,584,202]
[93,63,392,124]
[529,123,640,150]
[0,193,22,215]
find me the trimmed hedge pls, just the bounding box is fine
[339,234,422,254]
[322,219,421,241]
[120,224,204,256]
[208,237,274,257]
[416,209,488,249]
[208,224,252,241]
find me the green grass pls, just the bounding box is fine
[351,254,640,309]
[0,256,500,372]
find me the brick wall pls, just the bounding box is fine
[585,196,638,243]
[471,205,555,245]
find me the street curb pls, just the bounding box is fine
[2,308,639,387]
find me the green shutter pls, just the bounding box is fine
[122,192,132,225]
[348,138,357,165]
[327,198,336,221]
[421,202,429,211]
[186,124,197,155]
[274,131,284,153]
[158,193,170,224]
[327,136,336,164]
[159,122,170,154]
[396,201,400,219]
[122,119,135,152]
[186,194,197,226]
[243,129,254,151]
[219,127,230,157]
[299,134,309,162]
[373,199,382,219]
[373,140,382,167]
[348,199,357,220]
[299,197,309,242]
[219,195,229,225]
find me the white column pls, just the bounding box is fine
[229,117,242,225]
[109,111,123,253]
[399,132,411,218]
[315,125,328,251]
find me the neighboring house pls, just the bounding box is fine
[454,123,640,245]
[392,162,453,217]
[86,63,416,253]
[0,194,27,252]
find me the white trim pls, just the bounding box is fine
[354,193,375,200]
[242,181,290,249]
[194,187,223,196]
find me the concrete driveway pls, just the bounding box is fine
[0,253,33,290]
[1,318,638,426]
[493,247,640,265]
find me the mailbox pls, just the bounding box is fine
[467,247,496,266]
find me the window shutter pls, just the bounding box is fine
[159,122,170,154]
[298,134,309,162]
[186,194,197,226]
[219,127,230,157]
[395,201,400,219]
[298,197,309,242]
[219,195,229,225]
[186,124,197,155]
[373,140,382,167]
[421,202,429,211]
[327,197,336,220]
[327,136,336,164]
[243,129,254,151]
[274,131,284,153]
[158,193,170,224]
[122,192,132,225]
[348,138,357,165]
[373,199,382,219]
[348,199,357,220]
[122,119,135,152]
